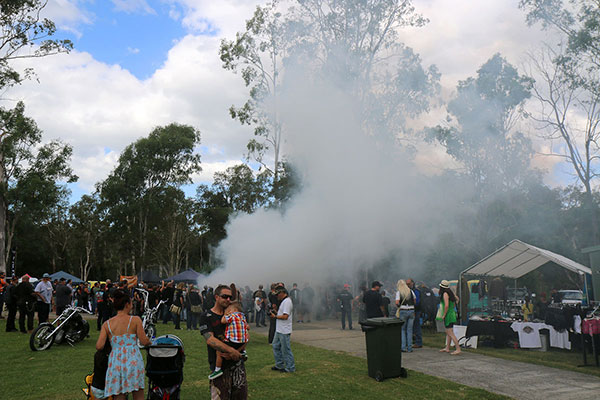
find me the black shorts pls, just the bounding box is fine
[445,322,455,329]
[225,341,246,350]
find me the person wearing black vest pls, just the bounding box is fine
[395,279,416,352]
[16,275,36,333]
[407,278,423,348]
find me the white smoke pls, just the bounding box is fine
[204,70,474,288]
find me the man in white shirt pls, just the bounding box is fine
[270,286,295,373]
[34,273,53,323]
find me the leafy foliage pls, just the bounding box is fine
[0,0,73,90]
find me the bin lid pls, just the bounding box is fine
[360,317,404,326]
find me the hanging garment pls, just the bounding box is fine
[511,321,543,348]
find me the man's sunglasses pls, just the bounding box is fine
[219,294,233,300]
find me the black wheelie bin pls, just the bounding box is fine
[359,317,407,381]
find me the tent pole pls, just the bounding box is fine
[459,272,462,324]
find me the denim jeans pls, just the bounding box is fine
[341,306,352,329]
[398,309,415,351]
[272,332,295,372]
[413,311,423,346]
[256,308,265,326]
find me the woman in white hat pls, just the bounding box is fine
[436,280,461,355]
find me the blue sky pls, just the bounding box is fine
[58,1,218,80]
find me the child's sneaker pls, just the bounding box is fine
[208,369,223,380]
[241,350,248,361]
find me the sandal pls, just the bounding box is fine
[439,348,450,353]
[450,350,461,355]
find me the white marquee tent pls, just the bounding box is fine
[460,239,592,304]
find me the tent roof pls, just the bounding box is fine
[166,269,201,283]
[138,270,161,283]
[49,270,84,283]
[462,239,592,279]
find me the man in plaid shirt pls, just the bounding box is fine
[208,301,249,380]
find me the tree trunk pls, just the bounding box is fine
[0,154,6,274]
[584,187,600,246]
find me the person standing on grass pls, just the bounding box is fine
[407,278,423,348]
[437,280,461,355]
[96,289,151,400]
[5,276,18,332]
[337,284,353,330]
[16,275,36,333]
[395,280,415,352]
[271,285,295,373]
[34,273,53,324]
[199,284,246,400]
[253,284,267,327]
[0,272,7,319]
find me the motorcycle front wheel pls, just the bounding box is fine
[139,324,156,348]
[30,323,55,351]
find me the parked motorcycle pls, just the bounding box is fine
[136,288,166,347]
[30,305,92,351]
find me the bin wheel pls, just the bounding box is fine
[400,368,408,378]
[375,371,384,382]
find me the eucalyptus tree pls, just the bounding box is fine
[0,102,76,274]
[196,163,270,263]
[429,54,536,194]
[0,0,73,274]
[220,0,439,184]
[148,187,197,277]
[69,194,101,281]
[97,123,201,275]
[0,0,72,91]
[520,0,600,244]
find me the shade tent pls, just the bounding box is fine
[462,240,592,279]
[49,270,84,284]
[138,270,161,283]
[460,240,593,316]
[166,269,201,283]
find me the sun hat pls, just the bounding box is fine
[42,273,51,278]
[439,280,450,289]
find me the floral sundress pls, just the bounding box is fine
[104,316,145,397]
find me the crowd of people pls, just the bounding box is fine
[0,272,458,400]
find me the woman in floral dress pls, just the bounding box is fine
[96,289,151,400]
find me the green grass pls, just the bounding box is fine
[0,319,508,400]
[421,327,600,378]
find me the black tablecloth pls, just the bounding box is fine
[465,320,516,348]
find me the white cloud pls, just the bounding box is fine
[6,33,252,190]
[111,0,156,15]
[171,0,264,35]
[43,0,93,37]
[127,47,141,54]
[3,0,573,199]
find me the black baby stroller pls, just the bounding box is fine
[146,334,185,400]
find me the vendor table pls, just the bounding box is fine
[582,319,600,367]
[465,320,516,348]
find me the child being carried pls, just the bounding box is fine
[209,301,249,380]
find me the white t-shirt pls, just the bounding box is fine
[276,297,293,334]
[511,321,543,348]
[35,281,53,304]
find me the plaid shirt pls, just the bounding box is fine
[224,311,249,343]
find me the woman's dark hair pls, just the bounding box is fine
[112,289,131,311]
[230,283,238,300]
[439,287,457,303]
